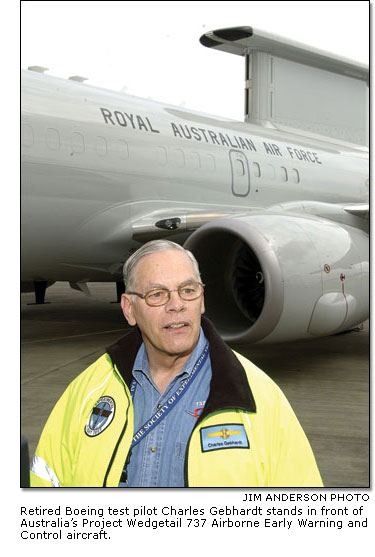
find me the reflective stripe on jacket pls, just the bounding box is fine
[30,317,323,487]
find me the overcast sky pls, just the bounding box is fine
[21,1,369,120]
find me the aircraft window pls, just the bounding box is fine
[189,152,201,169]
[174,149,185,167]
[46,128,60,150]
[95,136,107,157]
[118,140,129,159]
[45,128,60,150]
[280,167,288,181]
[292,169,300,183]
[157,146,167,165]
[71,132,85,154]
[235,159,245,177]
[267,164,275,180]
[21,123,34,147]
[205,154,216,171]
[253,162,261,177]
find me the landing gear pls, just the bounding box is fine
[116,281,125,302]
[27,280,51,305]
[111,281,125,303]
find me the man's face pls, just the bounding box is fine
[121,250,205,361]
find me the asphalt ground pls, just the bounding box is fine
[21,282,370,488]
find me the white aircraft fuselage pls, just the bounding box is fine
[21,69,369,343]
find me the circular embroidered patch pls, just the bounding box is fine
[85,396,115,437]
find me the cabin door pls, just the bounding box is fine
[229,150,250,197]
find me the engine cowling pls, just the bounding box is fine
[184,212,368,344]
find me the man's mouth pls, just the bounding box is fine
[165,322,188,330]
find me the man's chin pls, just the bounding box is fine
[140,318,202,359]
[145,331,199,360]
[162,338,197,358]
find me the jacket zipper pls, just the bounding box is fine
[103,368,132,487]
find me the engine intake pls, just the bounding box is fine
[185,213,368,344]
[185,216,284,343]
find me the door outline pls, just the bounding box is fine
[229,149,250,197]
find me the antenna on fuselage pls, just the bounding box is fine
[68,76,88,82]
[28,66,49,73]
[200,26,369,146]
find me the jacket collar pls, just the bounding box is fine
[106,316,256,415]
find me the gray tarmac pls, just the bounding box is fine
[21,282,369,488]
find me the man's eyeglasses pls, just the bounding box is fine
[127,281,204,307]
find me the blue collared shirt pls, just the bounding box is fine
[120,329,211,487]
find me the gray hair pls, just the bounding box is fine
[123,239,201,292]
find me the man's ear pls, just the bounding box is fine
[121,294,137,326]
[200,290,205,315]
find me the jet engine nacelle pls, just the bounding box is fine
[184,212,368,344]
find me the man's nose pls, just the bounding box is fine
[165,290,185,311]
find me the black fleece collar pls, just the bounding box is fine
[106,316,256,416]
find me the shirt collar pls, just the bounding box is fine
[107,316,256,414]
[132,328,207,381]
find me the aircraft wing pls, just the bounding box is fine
[343,203,369,217]
[131,211,232,242]
[119,197,369,345]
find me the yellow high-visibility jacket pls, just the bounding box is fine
[30,318,323,487]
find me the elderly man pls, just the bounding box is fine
[30,240,323,487]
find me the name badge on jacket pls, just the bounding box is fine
[200,424,249,452]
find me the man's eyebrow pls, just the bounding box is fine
[180,278,199,286]
[145,278,198,290]
[145,283,167,290]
